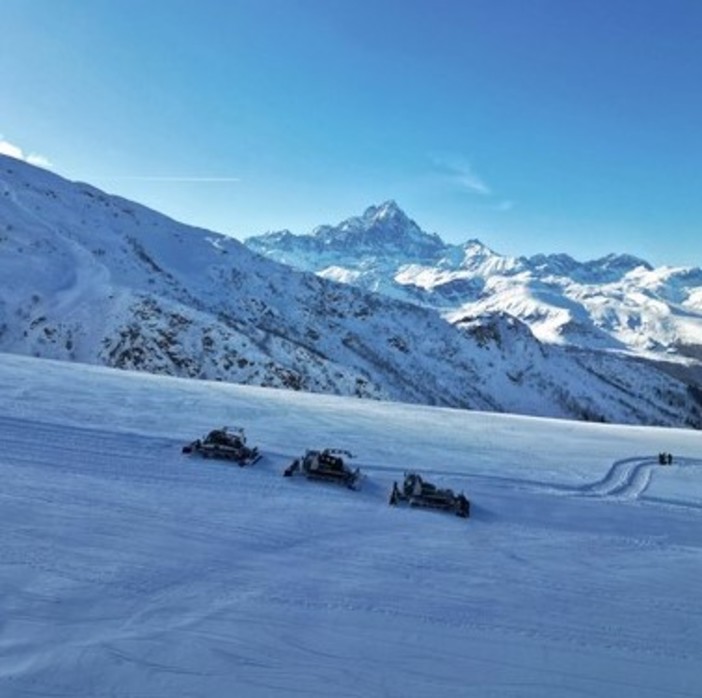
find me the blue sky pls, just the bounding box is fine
[2,0,701,266]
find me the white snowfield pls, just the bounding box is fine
[1,352,701,697]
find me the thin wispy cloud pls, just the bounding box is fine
[96,175,241,183]
[0,138,52,168]
[431,155,491,196]
[455,170,491,196]
[494,199,514,212]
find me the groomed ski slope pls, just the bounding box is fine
[1,352,701,698]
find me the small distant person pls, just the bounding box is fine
[667,453,673,465]
[658,452,666,465]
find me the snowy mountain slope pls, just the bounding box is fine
[245,200,702,362]
[1,155,700,427]
[0,155,482,406]
[1,353,701,698]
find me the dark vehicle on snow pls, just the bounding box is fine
[284,448,362,489]
[182,427,261,466]
[389,472,470,518]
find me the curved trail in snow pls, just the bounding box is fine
[577,456,657,500]
[0,176,112,316]
[544,455,702,505]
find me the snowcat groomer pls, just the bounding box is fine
[182,427,261,465]
[389,472,470,518]
[284,448,362,489]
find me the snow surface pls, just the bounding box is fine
[1,352,701,697]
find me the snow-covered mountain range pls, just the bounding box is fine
[246,200,702,362]
[1,155,700,427]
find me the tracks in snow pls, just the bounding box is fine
[363,455,702,506]
[557,455,700,504]
[1,413,698,508]
[576,456,658,500]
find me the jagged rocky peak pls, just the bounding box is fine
[246,228,301,252]
[361,199,409,224]
[528,253,579,275]
[527,251,653,282]
[245,200,449,263]
[458,238,524,275]
[462,238,498,258]
[259,228,294,240]
[592,253,652,274]
[322,199,419,236]
[307,200,444,260]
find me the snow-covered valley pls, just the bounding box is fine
[1,352,701,697]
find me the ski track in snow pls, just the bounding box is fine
[1,364,702,698]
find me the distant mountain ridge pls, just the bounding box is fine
[1,156,701,427]
[247,200,653,279]
[245,200,702,361]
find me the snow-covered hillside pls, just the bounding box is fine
[1,353,701,697]
[246,200,702,363]
[1,155,700,427]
